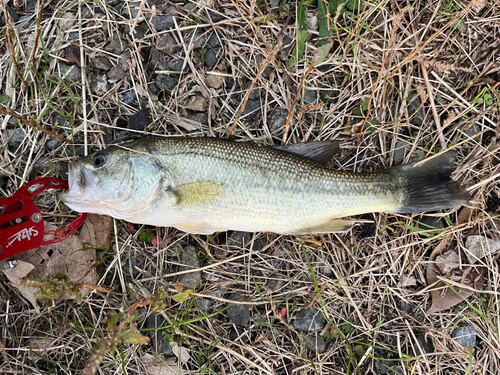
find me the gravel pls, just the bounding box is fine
[177,245,202,290]
[304,333,326,353]
[452,325,476,348]
[227,292,250,327]
[156,75,178,95]
[151,15,175,31]
[90,57,113,71]
[145,314,173,355]
[7,128,26,149]
[292,307,325,332]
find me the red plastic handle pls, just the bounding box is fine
[0,177,87,262]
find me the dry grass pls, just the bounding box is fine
[1,0,499,374]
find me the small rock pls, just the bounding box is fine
[149,49,168,70]
[118,51,131,71]
[269,0,280,7]
[268,107,288,134]
[151,15,174,31]
[107,65,125,81]
[145,314,173,355]
[52,113,67,127]
[156,75,178,94]
[158,33,181,54]
[122,23,146,39]
[292,307,325,332]
[34,156,52,174]
[91,56,112,71]
[265,259,284,290]
[121,91,137,105]
[393,140,409,164]
[73,145,87,157]
[148,83,161,96]
[408,97,425,125]
[227,292,250,327]
[184,96,208,112]
[58,12,76,32]
[205,73,226,89]
[227,231,253,249]
[190,112,209,126]
[7,128,26,149]
[409,333,435,356]
[304,333,326,353]
[205,48,223,68]
[192,33,207,50]
[374,349,401,374]
[177,245,202,290]
[6,5,20,23]
[207,33,221,48]
[197,289,223,311]
[167,59,184,71]
[46,139,61,152]
[90,74,108,96]
[245,81,260,100]
[119,0,142,18]
[59,64,81,81]
[436,250,460,275]
[303,90,318,104]
[465,235,500,264]
[104,37,126,55]
[242,100,261,120]
[451,325,476,348]
[282,36,294,56]
[465,124,482,138]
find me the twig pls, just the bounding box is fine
[0,105,70,143]
[421,62,446,148]
[282,61,316,145]
[1,0,27,88]
[30,0,46,73]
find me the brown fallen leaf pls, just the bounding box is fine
[2,260,38,311]
[464,235,500,264]
[183,95,208,112]
[426,239,485,315]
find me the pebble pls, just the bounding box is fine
[227,231,253,249]
[245,81,260,100]
[227,292,250,327]
[303,90,318,104]
[107,65,126,81]
[177,245,202,290]
[304,333,326,353]
[205,73,226,89]
[374,349,401,374]
[282,36,294,56]
[242,100,261,120]
[151,15,174,31]
[393,140,409,164]
[46,139,61,152]
[156,75,178,95]
[268,107,288,135]
[167,59,184,71]
[6,5,20,23]
[452,325,476,348]
[7,128,26,149]
[118,51,131,71]
[148,83,161,96]
[158,33,181,54]
[408,97,425,125]
[292,307,325,332]
[120,1,142,18]
[190,112,209,126]
[197,289,223,311]
[265,259,284,290]
[207,33,221,48]
[269,0,280,7]
[121,91,137,105]
[58,12,76,32]
[149,49,168,70]
[192,33,207,50]
[91,56,112,71]
[145,314,173,355]
[122,23,146,39]
[34,156,52,174]
[59,64,81,81]
[205,48,222,68]
[104,37,126,55]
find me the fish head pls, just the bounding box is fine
[60,145,166,219]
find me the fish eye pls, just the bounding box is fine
[92,154,107,168]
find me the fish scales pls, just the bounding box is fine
[60,137,470,235]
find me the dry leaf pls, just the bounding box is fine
[80,214,113,249]
[170,343,191,365]
[205,72,226,89]
[2,260,38,310]
[465,235,500,264]
[398,276,417,287]
[426,240,485,315]
[184,96,208,112]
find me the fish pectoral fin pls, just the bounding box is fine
[173,181,223,206]
[286,219,356,235]
[174,223,217,235]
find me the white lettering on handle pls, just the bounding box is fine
[6,227,39,248]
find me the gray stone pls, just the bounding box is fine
[245,81,260,101]
[118,51,131,71]
[91,56,112,70]
[408,97,425,125]
[293,307,325,332]
[145,314,173,355]
[148,83,161,96]
[167,59,184,71]
[158,33,181,54]
[177,245,202,290]
[242,100,261,120]
[34,156,52,174]
[282,36,294,55]
[227,231,253,249]
[151,15,174,31]
[46,139,61,152]
[6,6,20,23]
[205,48,223,68]
[7,128,26,149]
[227,292,250,327]
[393,140,409,164]
[465,124,482,138]
[197,289,223,311]
[269,0,280,8]
[303,90,318,104]
[122,23,146,39]
[59,64,81,81]
[107,65,125,81]
[192,33,207,50]
[52,113,67,127]
[149,49,168,70]
[120,1,142,18]
[305,333,326,353]
[207,33,221,48]
[190,112,209,126]
[156,75,178,94]
[452,325,476,348]
[121,91,137,105]
[104,37,125,55]
[268,107,288,134]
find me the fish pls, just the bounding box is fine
[59,137,470,235]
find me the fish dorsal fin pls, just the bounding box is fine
[173,181,223,206]
[272,140,340,166]
[174,223,217,234]
[285,219,357,235]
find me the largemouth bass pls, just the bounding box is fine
[60,137,470,235]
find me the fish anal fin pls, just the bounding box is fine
[286,219,356,235]
[174,223,217,234]
[174,181,223,206]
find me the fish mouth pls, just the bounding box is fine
[59,160,86,204]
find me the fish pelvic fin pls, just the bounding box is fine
[173,181,223,207]
[390,152,470,213]
[286,219,356,235]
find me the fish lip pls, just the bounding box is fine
[59,160,83,203]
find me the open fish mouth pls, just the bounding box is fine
[59,160,87,204]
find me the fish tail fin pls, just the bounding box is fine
[390,152,471,213]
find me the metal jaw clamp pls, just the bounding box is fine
[0,177,87,270]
